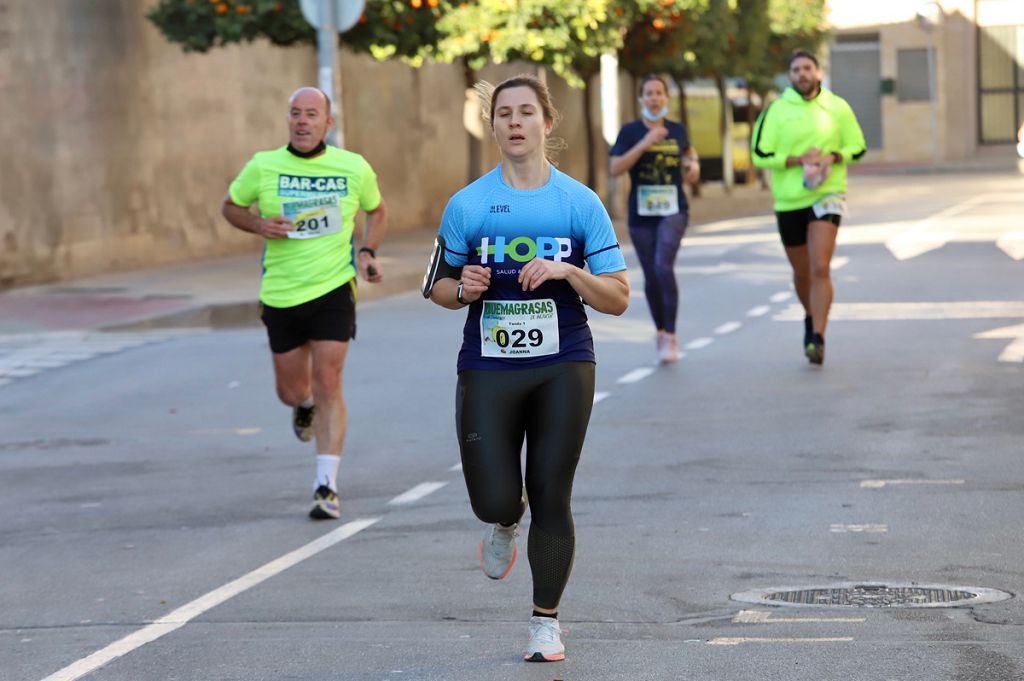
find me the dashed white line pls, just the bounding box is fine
[860,479,965,488]
[707,637,854,646]
[746,305,771,317]
[449,463,463,472]
[714,322,742,335]
[593,391,610,404]
[830,524,888,533]
[832,255,850,270]
[617,367,655,384]
[770,291,793,303]
[38,517,381,681]
[388,482,448,505]
[684,337,713,350]
[733,610,865,624]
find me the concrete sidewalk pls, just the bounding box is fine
[0,182,776,335]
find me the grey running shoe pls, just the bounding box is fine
[479,523,518,580]
[524,616,565,662]
[293,405,315,442]
[309,485,340,520]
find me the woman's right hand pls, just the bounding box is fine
[642,126,669,148]
[460,265,492,303]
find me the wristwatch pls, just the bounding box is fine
[456,281,466,305]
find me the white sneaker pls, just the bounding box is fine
[524,616,565,662]
[658,332,681,364]
[479,523,518,580]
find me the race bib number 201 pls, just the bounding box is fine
[480,299,559,358]
[281,195,342,239]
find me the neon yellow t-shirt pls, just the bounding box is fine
[228,146,382,308]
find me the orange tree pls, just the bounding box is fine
[147,0,447,57]
[437,0,634,189]
[619,0,706,126]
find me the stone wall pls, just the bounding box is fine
[0,1,606,287]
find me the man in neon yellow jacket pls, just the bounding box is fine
[752,50,866,365]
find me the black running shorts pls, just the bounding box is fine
[260,281,356,354]
[775,207,842,248]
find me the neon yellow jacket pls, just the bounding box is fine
[751,87,866,211]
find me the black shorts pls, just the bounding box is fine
[260,281,356,354]
[775,207,842,247]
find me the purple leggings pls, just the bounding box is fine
[629,212,688,333]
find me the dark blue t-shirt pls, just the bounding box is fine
[609,120,691,227]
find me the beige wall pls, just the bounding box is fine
[0,1,607,287]
[828,0,981,163]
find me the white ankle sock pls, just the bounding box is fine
[299,397,314,409]
[315,454,340,492]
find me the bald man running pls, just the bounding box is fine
[222,87,389,520]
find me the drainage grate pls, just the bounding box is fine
[732,583,1012,609]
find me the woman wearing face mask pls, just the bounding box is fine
[610,75,700,363]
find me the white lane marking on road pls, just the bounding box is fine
[774,301,1024,321]
[707,637,854,645]
[685,337,713,350]
[38,517,380,681]
[733,610,866,624]
[388,482,448,506]
[975,323,1024,362]
[770,291,793,303]
[449,463,463,472]
[746,305,771,317]
[715,322,742,335]
[617,367,655,384]
[884,195,983,260]
[187,428,262,436]
[860,479,965,489]
[830,524,888,533]
[996,232,1024,260]
[832,255,850,270]
[593,391,610,404]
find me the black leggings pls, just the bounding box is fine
[455,361,595,609]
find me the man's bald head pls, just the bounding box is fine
[289,87,331,117]
[287,87,335,154]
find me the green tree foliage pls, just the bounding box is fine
[146,0,313,52]
[437,0,632,187]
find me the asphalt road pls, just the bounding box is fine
[2,171,1023,680]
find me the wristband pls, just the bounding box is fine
[358,246,376,258]
[456,281,466,305]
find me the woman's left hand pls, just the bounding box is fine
[518,258,573,292]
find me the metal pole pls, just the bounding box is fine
[316,0,341,147]
[600,53,620,217]
[926,32,938,164]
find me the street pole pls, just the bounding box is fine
[316,0,341,147]
[926,31,939,164]
[916,0,941,165]
[600,53,620,217]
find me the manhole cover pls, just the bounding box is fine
[732,583,1012,608]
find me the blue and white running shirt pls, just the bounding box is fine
[439,164,626,371]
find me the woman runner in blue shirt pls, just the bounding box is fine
[422,74,629,663]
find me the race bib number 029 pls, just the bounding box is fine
[281,195,343,239]
[480,299,559,358]
[637,184,679,217]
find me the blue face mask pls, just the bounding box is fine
[641,104,669,122]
